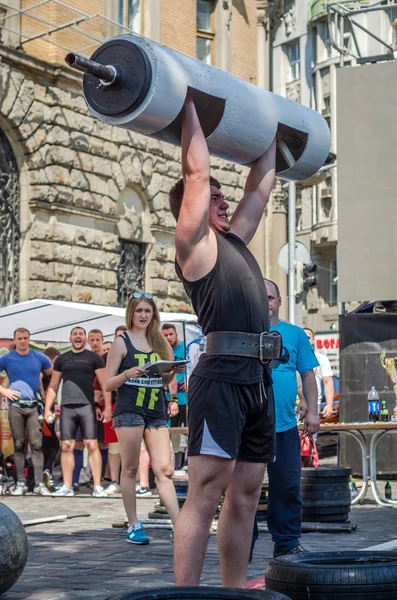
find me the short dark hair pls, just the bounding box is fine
[44,346,61,360]
[70,326,86,336]
[168,176,222,221]
[303,327,314,336]
[88,329,103,338]
[13,327,30,338]
[115,325,127,335]
[264,279,281,298]
[161,323,176,332]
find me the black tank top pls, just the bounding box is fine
[175,232,270,384]
[113,333,166,419]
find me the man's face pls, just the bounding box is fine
[102,341,112,353]
[208,185,231,235]
[14,331,30,352]
[88,333,103,354]
[70,328,87,351]
[305,329,314,346]
[265,281,282,320]
[162,328,178,347]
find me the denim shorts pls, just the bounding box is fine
[113,413,168,430]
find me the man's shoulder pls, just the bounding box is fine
[272,320,302,336]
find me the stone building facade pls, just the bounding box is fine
[0,0,260,313]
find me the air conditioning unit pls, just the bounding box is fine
[321,187,332,198]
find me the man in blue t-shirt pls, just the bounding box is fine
[162,323,187,468]
[0,328,53,496]
[265,279,320,558]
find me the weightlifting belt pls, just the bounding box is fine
[206,331,282,364]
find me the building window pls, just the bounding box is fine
[117,0,142,34]
[197,0,214,64]
[117,241,146,307]
[286,40,300,83]
[329,258,338,307]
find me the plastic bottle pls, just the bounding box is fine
[368,386,380,421]
[349,477,358,500]
[385,480,392,500]
[381,400,389,422]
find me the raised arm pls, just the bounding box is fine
[230,138,277,245]
[175,95,211,268]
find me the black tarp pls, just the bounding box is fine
[339,312,397,476]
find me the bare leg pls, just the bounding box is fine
[174,455,235,586]
[84,439,102,487]
[138,447,150,488]
[115,426,143,525]
[60,440,76,488]
[145,428,178,524]
[108,446,121,483]
[217,460,266,587]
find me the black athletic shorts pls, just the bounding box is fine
[60,404,97,441]
[187,375,275,463]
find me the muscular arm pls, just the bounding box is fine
[45,371,62,413]
[95,368,111,413]
[175,95,215,278]
[230,138,277,244]
[301,370,320,435]
[323,375,335,413]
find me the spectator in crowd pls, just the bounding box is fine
[44,327,110,497]
[263,280,320,557]
[303,328,334,419]
[103,325,128,496]
[162,323,187,469]
[41,346,61,491]
[0,328,53,496]
[104,292,182,544]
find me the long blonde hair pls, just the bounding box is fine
[125,296,173,360]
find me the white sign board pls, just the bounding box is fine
[315,332,339,377]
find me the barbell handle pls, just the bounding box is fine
[65,53,118,85]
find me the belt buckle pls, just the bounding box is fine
[259,332,269,364]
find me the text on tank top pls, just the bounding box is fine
[175,232,271,385]
[113,332,166,419]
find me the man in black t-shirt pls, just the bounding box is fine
[44,327,110,497]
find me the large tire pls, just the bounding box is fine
[301,483,349,493]
[302,513,350,523]
[112,587,292,599]
[302,497,351,508]
[302,467,351,479]
[0,504,28,595]
[265,551,397,600]
[302,505,350,515]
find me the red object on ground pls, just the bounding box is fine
[247,575,265,589]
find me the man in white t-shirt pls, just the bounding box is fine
[303,328,334,419]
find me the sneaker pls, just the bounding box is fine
[13,482,28,496]
[43,470,55,493]
[34,483,52,496]
[92,485,107,497]
[72,483,80,495]
[136,486,152,497]
[126,521,150,545]
[105,481,121,495]
[274,544,308,559]
[52,485,74,497]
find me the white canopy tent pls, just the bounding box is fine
[0,299,197,344]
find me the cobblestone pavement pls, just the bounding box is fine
[2,486,397,600]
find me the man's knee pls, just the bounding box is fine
[61,440,75,453]
[13,439,25,453]
[30,436,43,452]
[85,439,98,453]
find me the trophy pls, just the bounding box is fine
[380,350,397,421]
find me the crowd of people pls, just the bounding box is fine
[0,308,189,513]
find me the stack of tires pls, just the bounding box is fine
[256,483,268,522]
[301,467,351,523]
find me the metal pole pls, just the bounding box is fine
[288,181,296,324]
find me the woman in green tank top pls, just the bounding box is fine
[104,293,184,545]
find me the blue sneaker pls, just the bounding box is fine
[126,522,150,545]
